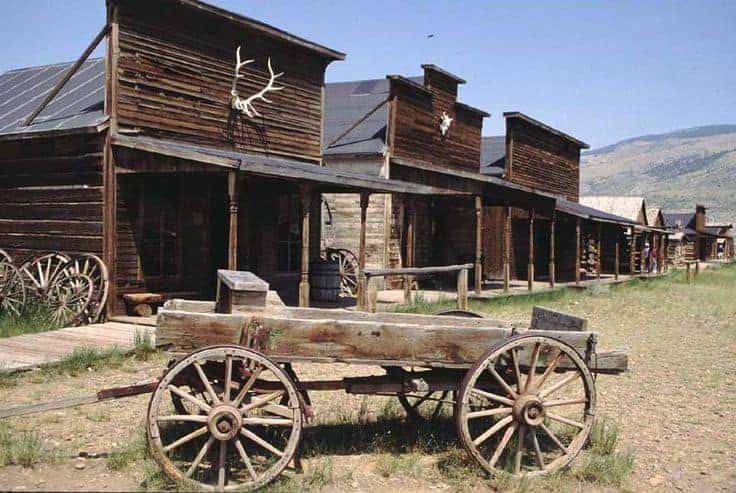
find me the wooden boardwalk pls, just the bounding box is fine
[0,322,155,372]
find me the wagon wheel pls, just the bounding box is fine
[0,262,26,316]
[326,248,358,297]
[0,249,12,266]
[45,273,94,327]
[20,252,71,301]
[148,346,304,491]
[456,335,596,478]
[398,391,456,421]
[62,254,109,323]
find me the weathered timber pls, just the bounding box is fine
[364,263,473,277]
[531,306,588,332]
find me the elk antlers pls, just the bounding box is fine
[230,45,284,118]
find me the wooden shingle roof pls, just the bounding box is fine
[580,196,647,224]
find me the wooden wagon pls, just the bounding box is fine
[147,270,627,491]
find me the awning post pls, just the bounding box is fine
[356,192,370,310]
[299,184,312,307]
[227,171,239,271]
[474,195,483,295]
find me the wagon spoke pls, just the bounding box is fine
[217,440,227,490]
[470,388,515,406]
[523,343,541,392]
[537,373,578,399]
[511,348,523,393]
[232,366,263,407]
[467,407,511,420]
[514,424,526,474]
[168,384,212,413]
[157,415,209,423]
[546,412,585,429]
[240,428,284,457]
[543,397,587,408]
[193,361,221,404]
[540,423,568,454]
[487,364,518,399]
[185,436,215,478]
[473,415,513,446]
[243,417,293,426]
[224,354,233,403]
[532,430,545,470]
[488,422,517,469]
[234,438,259,481]
[531,350,562,392]
[163,426,208,452]
[241,390,285,413]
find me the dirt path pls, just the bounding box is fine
[0,265,734,492]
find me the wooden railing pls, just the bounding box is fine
[358,263,473,313]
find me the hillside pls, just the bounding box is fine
[581,125,736,223]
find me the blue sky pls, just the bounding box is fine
[1,0,734,148]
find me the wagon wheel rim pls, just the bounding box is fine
[20,253,71,300]
[0,262,26,317]
[0,249,12,266]
[62,254,109,323]
[398,390,456,422]
[148,346,303,491]
[45,273,94,327]
[335,249,358,297]
[456,335,596,478]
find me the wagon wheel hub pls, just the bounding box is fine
[512,394,546,427]
[207,405,242,441]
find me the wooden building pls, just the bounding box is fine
[663,206,733,263]
[0,0,457,314]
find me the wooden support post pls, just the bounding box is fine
[457,268,468,310]
[298,185,312,308]
[227,172,239,271]
[474,196,483,295]
[356,192,370,310]
[528,209,535,291]
[549,211,556,288]
[503,206,511,292]
[406,198,416,269]
[630,229,636,274]
[657,233,663,275]
[640,231,646,274]
[615,236,620,280]
[597,223,602,280]
[695,260,700,276]
[575,218,581,285]
[403,275,412,305]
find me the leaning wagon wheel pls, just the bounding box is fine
[20,252,71,301]
[326,248,358,297]
[0,249,12,266]
[62,254,109,323]
[0,262,26,316]
[398,391,457,421]
[456,335,596,478]
[45,273,94,327]
[148,346,304,491]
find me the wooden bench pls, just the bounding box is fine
[123,291,199,317]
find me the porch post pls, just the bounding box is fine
[356,192,370,310]
[615,232,620,280]
[227,171,239,270]
[575,218,581,285]
[474,195,483,295]
[528,208,535,291]
[549,211,556,288]
[298,184,312,307]
[630,229,636,274]
[597,222,602,280]
[503,206,511,292]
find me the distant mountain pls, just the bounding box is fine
[581,125,736,223]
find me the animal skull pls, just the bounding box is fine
[230,45,285,118]
[440,111,453,136]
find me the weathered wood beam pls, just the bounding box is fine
[575,218,581,285]
[227,172,239,270]
[549,211,556,288]
[356,192,370,310]
[475,195,483,295]
[23,24,110,127]
[299,185,312,307]
[528,209,535,291]
[630,229,636,274]
[365,263,473,277]
[456,268,468,310]
[503,206,511,292]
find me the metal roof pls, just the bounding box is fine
[556,197,638,225]
[579,196,647,224]
[480,136,505,175]
[662,212,694,230]
[0,58,106,138]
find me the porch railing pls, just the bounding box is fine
[359,263,473,313]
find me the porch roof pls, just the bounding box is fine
[555,198,638,226]
[111,134,458,196]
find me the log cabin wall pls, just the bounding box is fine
[389,67,484,173]
[114,0,332,162]
[0,134,105,262]
[506,117,582,202]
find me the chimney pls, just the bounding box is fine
[695,204,706,232]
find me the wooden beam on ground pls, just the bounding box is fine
[549,211,556,288]
[474,195,483,295]
[23,25,110,127]
[299,185,312,307]
[575,218,581,285]
[356,192,370,310]
[528,209,535,291]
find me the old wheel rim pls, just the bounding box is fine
[327,248,358,297]
[0,262,26,317]
[147,346,303,492]
[20,253,70,300]
[46,273,94,327]
[456,335,596,478]
[61,254,109,323]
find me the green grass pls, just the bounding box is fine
[0,302,59,338]
[0,423,52,468]
[107,431,147,471]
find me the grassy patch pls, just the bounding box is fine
[133,329,157,361]
[43,346,127,376]
[0,423,51,467]
[107,432,147,470]
[374,452,423,478]
[0,302,59,338]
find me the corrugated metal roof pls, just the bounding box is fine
[480,135,505,175]
[579,196,646,223]
[0,58,106,137]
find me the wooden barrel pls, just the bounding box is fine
[310,260,341,302]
